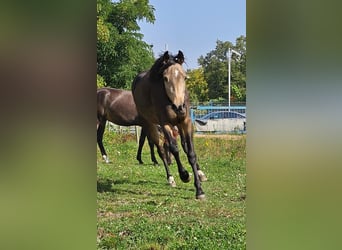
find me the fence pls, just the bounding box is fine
[190,105,246,134]
[190,105,246,120]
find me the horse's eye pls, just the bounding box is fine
[164,76,168,82]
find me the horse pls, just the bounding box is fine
[132,50,207,199]
[97,88,170,165]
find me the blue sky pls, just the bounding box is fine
[138,0,246,70]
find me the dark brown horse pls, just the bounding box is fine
[97,88,168,165]
[132,51,207,199]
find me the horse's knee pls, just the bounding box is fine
[169,143,179,155]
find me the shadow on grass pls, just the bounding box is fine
[97,177,193,200]
[97,178,115,193]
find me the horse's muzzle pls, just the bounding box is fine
[172,103,186,116]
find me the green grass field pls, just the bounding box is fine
[97,132,246,249]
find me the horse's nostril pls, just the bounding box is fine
[172,103,186,114]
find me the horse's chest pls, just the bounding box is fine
[164,106,185,125]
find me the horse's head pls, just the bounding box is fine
[161,51,187,116]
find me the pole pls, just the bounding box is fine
[228,48,231,111]
[227,48,241,112]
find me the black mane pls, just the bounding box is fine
[149,51,185,80]
[149,51,176,79]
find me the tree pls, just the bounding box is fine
[186,68,208,104]
[97,0,155,89]
[198,36,246,102]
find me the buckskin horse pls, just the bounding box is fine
[132,51,207,199]
[97,88,170,165]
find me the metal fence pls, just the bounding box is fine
[190,105,246,134]
[190,105,246,120]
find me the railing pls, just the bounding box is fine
[190,105,246,121]
[190,105,246,134]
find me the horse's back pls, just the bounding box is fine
[97,87,140,126]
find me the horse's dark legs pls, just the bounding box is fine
[136,128,146,164]
[178,120,206,199]
[147,136,159,165]
[137,128,159,165]
[146,124,175,186]
[178,126,207,182]
[97,119,109,163]
[179,128,188,154]
[162,125,190,184]
[163,142,172,165]
[156,144,176,186]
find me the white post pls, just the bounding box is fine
[227,48,241,112]
[228,48,231,111]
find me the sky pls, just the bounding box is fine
[138,0,246,70]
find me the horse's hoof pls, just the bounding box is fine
[198,170,208,182]
[168,176,176,187]
[180,171,191,183]
[196,194,206,200]
[102,155,110,164]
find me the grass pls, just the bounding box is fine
[97,132,246,249]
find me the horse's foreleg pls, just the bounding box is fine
[162,125,190,183]
[163,142,172,165]
[97,119,109,163]
[180,120,206,199]
[146,124,175,186]
[178,127,188,154]
[178,125,207,182]
[156,144,176,187]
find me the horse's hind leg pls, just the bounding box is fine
[147,135,159,165]
[97,119,109,163]
[136,128,159,165]
[136,128,146,164]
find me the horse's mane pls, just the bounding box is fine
[149,51,185,80]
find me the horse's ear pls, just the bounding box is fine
[163,51,170,63]
[176,50,184,64]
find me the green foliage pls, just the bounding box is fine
[186,68,209,104]
[97,133,246,249]
[97,74,106,88]
[198,36,246,102]
[97,0,155,89]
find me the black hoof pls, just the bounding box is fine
[180,170,190,183]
